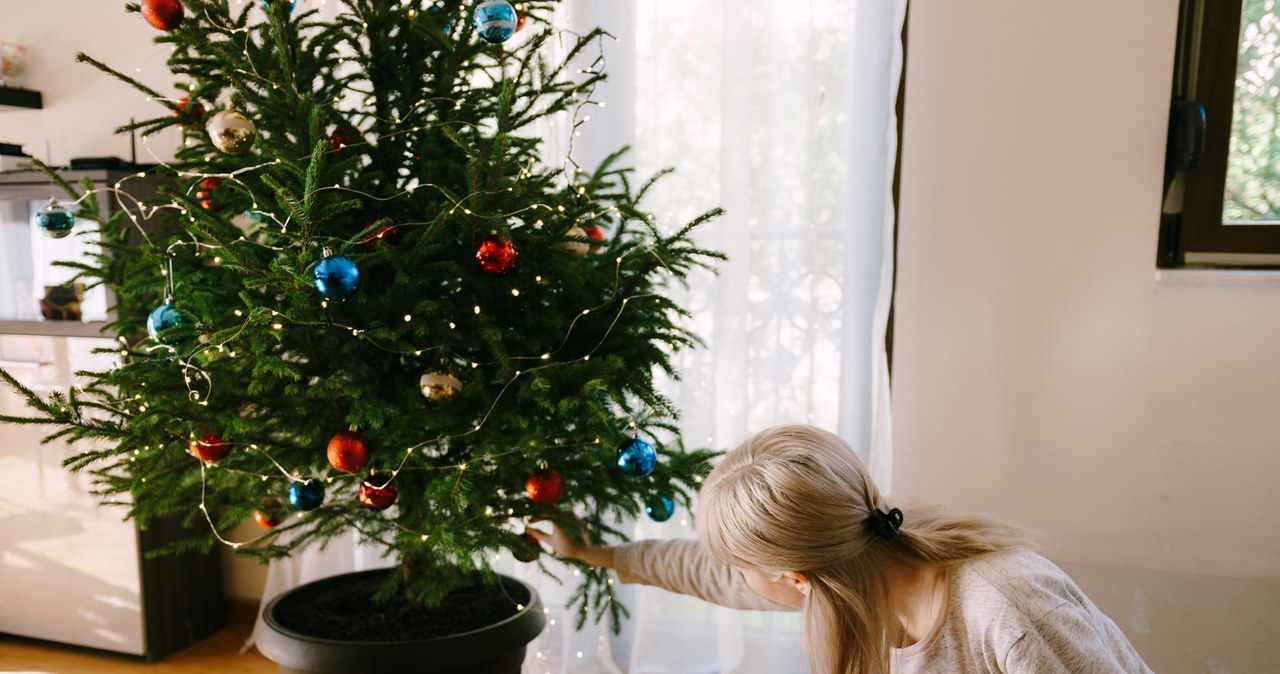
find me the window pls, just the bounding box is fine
[1159,0,1280,268]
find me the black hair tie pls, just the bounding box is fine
[868,507,903,540]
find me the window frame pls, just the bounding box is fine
[1159,0,1280,268]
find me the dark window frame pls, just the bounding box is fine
[1159,0,1280,268]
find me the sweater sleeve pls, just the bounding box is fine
[1003,602,1154,674]
[612,539,796,612]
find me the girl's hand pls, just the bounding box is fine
[525,523,615,569]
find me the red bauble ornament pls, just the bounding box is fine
[582,224,606,252]
[516,11,528,31]
[253,498,284,528]
[253,510,280,528]
[170,96,205,126]
[362,219,401,250]
[513,532,541,562]
[188,428,231,463]
[525,467,563,505]
[358,473,398,510]
[475,236,518,276]
[141,0,184,31]
[329,127,359,155]
[327,430,370,473]
[195,177,221,212]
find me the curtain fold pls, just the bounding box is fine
[251,1,904,671]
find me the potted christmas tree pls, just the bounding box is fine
[0,0,722,671]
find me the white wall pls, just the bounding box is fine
[0,0,181,165]
[895,0,1280,669]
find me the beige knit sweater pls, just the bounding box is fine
[614,539,1153,673]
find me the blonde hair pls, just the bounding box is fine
[697,424,1028,674]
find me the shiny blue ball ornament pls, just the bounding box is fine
[288,481,325,511]
[146,303,186,343]
[645,494,676,522]
[616,437,657,477]
[260,0,296,13]
[313,254,360,300]
[36,198,76,239]
[473,0,517,44]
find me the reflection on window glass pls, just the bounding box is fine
[1225,0,1280,224]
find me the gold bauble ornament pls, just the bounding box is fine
[206,109,257,154]
[419,371,463,402]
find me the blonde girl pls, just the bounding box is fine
[529,424,1152,673]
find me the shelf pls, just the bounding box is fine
[0,86,42,110]
[0,320,111,338]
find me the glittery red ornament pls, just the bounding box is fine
[141,0,185,31]
[525,467,563,505]
[171,96,205,126]
[188,428,231,463]
[513,532,541,562]
[475,236,518,276]
[327,430,369,473]
[362,219,401,250]
[582,224,606,252]
[358,473,398,510]
[195,177,222,212]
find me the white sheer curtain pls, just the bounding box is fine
[252,1,904,672]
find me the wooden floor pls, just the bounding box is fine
[0,606,277,674]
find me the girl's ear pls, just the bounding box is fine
[782,570,811,595]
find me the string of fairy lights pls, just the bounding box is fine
[38,0,694,560]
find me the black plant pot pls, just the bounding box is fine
[257,569,547,674]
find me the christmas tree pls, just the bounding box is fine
[0,0,722,627]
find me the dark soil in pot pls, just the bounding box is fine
[258,569,547,674]
[270,571,530,641]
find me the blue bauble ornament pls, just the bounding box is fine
[261,0,296,13]
[616,437,657,477]
[645,494,676,522]
[313,254,360,299]
[473,0,517,44]
[288,481,325,511]
[146,303,186,342]
[36,198,76,239]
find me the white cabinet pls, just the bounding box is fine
[0,333,147,654]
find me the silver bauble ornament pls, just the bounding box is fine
[557,226,590,257]
[206,109,257,154]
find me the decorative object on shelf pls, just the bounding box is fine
[473,0,518,44]
[0,41,25,87]
[39,284,84,321]
[0,142,31,171]
[206,108,257,154]
[35,198,75,239]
